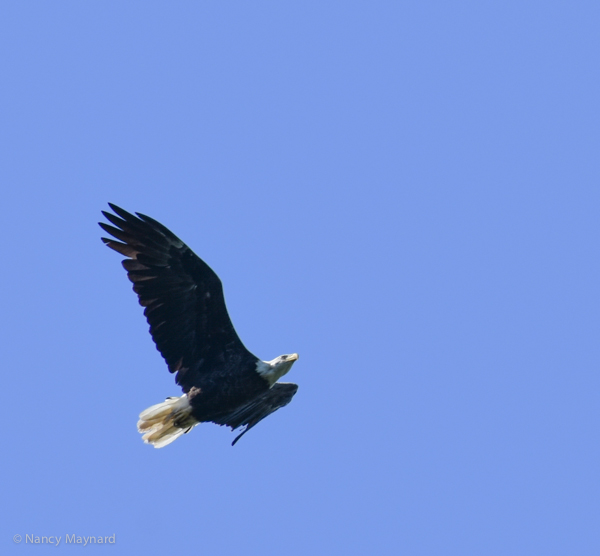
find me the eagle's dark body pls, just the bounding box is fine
[99,203,299,447]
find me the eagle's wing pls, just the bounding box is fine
[99,203,254,392]
[214,382,299,445]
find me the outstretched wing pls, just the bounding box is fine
[215,382,299,445]
[99,203,255,392]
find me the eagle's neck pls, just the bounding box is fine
[255,358,293,387]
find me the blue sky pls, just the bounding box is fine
[2,2,599,554]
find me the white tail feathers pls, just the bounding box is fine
[137,395,199,449]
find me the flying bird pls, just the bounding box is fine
[99,204,299,448]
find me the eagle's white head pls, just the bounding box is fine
[256,353,299,386]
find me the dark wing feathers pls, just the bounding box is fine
[214,382,299,445]
[99,203,253,392]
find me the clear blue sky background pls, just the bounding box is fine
[2,2,599,555]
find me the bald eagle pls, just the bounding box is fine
[99,204,299,448]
